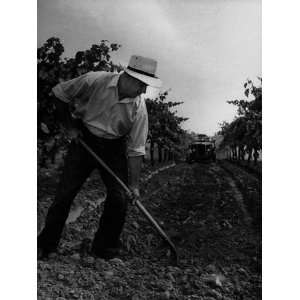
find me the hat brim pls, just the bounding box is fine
[125,68,162,88]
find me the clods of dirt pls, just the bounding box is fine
[38,161,261,299]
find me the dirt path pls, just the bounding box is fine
[38,161,261,299]
[209,164,252,226]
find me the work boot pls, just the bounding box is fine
[90,240,122,260]
[91,247,120,260]
[37,247,54,260]
[37,233,58,260]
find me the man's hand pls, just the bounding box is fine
[54,97,83,143]
[66,127,82,143]
[128,156,143,204]
[128,186,140,205]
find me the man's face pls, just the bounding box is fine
[124,74,148,98]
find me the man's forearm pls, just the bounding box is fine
[53,97,79,130]
[128,155,143,189]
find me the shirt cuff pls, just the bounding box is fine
[52,85,70,103]
[127,145,146,157]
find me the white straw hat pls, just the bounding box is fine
[124,55,162,88]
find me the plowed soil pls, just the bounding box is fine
[37,160,261,300]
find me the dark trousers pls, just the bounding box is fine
[38,127,128,253]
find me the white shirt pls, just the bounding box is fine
[52,71,148,157]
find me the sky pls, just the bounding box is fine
[37,0,261,136]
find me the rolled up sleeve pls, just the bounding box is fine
[52,72,95,103]
[127,99,148,157]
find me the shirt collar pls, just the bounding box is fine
[108,72,140,103]
[120,95,141,104]
[107,73,120,88]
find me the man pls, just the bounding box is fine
[38,55,162,260]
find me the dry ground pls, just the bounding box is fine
[37,160,261,300]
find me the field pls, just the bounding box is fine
[38,160,261,299]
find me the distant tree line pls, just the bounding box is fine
[37,37,188,168]
[218,78,262,165]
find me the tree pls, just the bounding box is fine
[218,78,262,163]
[37,38,121,167]
[37,38,65,167]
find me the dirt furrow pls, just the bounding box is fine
[209,164,252,227]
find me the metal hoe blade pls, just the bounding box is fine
[79,138,178,263]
